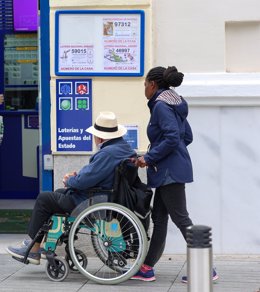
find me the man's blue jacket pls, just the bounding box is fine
[65,137,136,205]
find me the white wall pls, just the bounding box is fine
[153,0,260,254]
[153,0,260,72]
[225,21,260,72]
[165,105,260,254]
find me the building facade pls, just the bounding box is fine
[1,0,259,254]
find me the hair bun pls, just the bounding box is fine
[163,66,184,87]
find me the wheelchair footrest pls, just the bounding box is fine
[12,256,30,265]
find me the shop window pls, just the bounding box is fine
[225,21,260,72]
[4,34,38,110]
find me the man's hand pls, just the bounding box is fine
[62,171,77,186]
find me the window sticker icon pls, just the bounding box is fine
[59,97,73,110]
[59,82,72,95]
[75,82,89,95]
[75,97,89,110]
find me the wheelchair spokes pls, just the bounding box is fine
[68,202,148,284]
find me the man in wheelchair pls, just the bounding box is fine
[6,111,137,266]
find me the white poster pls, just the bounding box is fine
[103,16,140,72]
[59,44,94,72]
[56,11,144,75]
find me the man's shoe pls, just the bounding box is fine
[21,239,32,247]
[6,245,41,265]
[181,268,219,283]
[131,268,156,282]
[22,239,46,259]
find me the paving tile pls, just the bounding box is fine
[0,254,260,292]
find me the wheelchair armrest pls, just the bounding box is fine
[52,213,70,217]
[80,187,114,197]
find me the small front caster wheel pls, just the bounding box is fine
[65,249,88,273]
[45,256,69,282]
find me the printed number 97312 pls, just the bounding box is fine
[114,22,131,27]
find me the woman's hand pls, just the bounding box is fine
[136,156,147,168]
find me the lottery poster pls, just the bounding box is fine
[103,16,140,73]
[56,11,144,76]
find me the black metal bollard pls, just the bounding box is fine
[186,225,213,292]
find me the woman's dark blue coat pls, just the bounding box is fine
[144,89,193,188]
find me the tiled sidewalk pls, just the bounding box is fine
[1,235,260,292]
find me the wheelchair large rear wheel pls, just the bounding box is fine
[68,202,148,285]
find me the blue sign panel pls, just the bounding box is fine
[56,79,92,151]
[124,125,138,150]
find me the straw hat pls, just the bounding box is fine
[86,111,127,139]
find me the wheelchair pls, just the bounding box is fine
[13,161,150,285]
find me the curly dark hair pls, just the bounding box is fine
[146,66,184,89]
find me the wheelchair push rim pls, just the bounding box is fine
[68,202,148,285]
